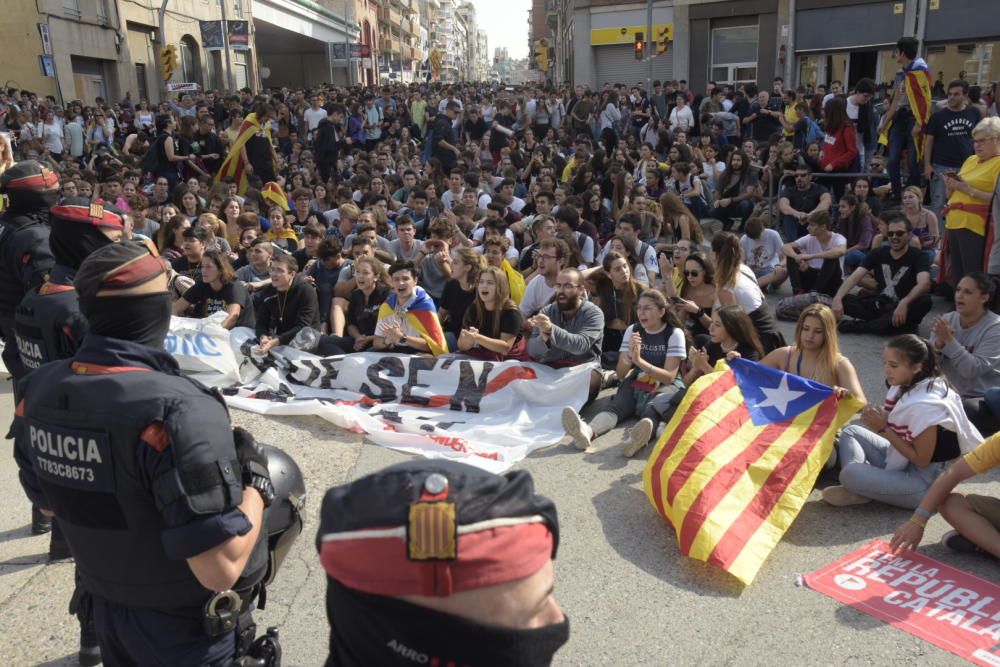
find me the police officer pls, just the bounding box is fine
[13,241,273,666]
[317,459,570,666]
[0,161,57,537]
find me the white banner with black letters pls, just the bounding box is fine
[166,316,592,472]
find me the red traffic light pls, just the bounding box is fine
[634,32,644,61]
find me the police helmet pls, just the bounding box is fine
[261,445,306,585]
[0,161,60,213]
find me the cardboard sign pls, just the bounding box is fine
[805,540,1000,666]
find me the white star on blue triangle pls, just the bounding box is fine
[730,358,833,426]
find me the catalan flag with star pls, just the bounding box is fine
[643,358,863,585]
[214,112,269,195]
[377,286,449,356]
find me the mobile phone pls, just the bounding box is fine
[670,296,684,304]
[945,171,963,181]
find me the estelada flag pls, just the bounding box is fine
[377,285,449,356]
[261,181,289,212]
[877,57,934,160]
[214,112,268,194]
[644,358,863,585]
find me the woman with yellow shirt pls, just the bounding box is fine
[942,117,1000,287]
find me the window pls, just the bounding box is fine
[180,39,198,84]
[95,0,109,24]
[711,25,758,86]
[233,51,249,90]
[135,63,148,103]
[62,0,81,19]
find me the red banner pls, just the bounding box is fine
[805,540,1000,666]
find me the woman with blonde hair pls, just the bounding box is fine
[754,303,865,400]
[659,191,704,245]
[942,116,1000,287]
[196,212,233,256]
[458,266,529,361]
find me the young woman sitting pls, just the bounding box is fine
[582,251,642,368]
[172,250,255,330]
[457,266,529,361]
[316,256,391,355]
[562,290,687,452]
[825,334,982,508]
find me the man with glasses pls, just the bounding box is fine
[923,80,979,217]
[832,213,932,335]
[777,160,832,242]
[521,237,569,318]
[527,268,605,401]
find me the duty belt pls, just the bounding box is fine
[203,587,258,637]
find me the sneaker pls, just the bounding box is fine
[31,506,51,535]
[561,407,592,450]
[941,530,992,557]
[79,623,101,667]
[621,418,654,457]
[821,485,872,507]
[600,369,619,389]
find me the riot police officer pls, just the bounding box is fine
[13,241,274,666]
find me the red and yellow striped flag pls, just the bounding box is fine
[214,112,267,194]
[644,358,863,585]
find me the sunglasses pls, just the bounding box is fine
[886,230,908,238]
[684,270,702,277]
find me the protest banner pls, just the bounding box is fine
[167,317,592,473]
[805,540,1000,666]
[644,358,863,585]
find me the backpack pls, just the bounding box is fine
[776,291,832,321]
[140,134,166,175]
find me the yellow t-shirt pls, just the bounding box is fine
[783,106,800,138]
[672,265,684,293]
[964,431,1000,474]
[944,154,1000,235]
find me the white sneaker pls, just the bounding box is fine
[561,407,592,450]
[821,485,872,507]
[621,418,654,457]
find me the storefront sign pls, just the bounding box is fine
[228,20,250,50]
[200,20,224,51]
[37,23,52,56]
[591,23,673,46]
[38,55,55,78]
[167,82,200,92]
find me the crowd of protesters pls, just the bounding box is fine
[0,32,998,564]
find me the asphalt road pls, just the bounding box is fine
[0,290,997,666]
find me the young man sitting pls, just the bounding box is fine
[255,253,322,354]
[373,261,448,355]
[740,217,787,292]
[782,210,846,297]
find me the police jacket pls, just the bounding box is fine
[0,210,53,319]
[14,265,87,375]
[13,335,268,612]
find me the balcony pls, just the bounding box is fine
[389,7,402,26]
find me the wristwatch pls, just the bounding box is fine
[243,464,275,507]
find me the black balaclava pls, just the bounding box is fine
[50,222,115,271]
[79,293,172,348]
[324,579,569,667]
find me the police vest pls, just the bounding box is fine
[13,284,84,379]
[0,212,52,319]
[19,361,268,611]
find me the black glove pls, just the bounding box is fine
[233,427,273,506]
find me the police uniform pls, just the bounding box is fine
[0,161,58,383]
[317,459,570,667]
[13,243,269,667]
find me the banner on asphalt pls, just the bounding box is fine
[167,316,592,472]
[805,540,1000,666]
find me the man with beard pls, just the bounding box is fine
[832,213,932,335]
[527,268,604,400]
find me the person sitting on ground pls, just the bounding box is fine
[418,219,455,303]
[316,257,391,356]
[890,427,1000,560]
[782,209,846,297]
[778,160,832,242]
[664,252,716,340]
[837,193,876,276]
[265,205,299,253]
[373,261,448,356]
[481,236,526,305]
[388,215,424,263]
[172,250,255,330]
[900,185,939,265]
[172,225,208,280]
[711,149,758,231]
[740,217,788,292]
[527,268,605,401]
[195,212,233,257]
[255,253,321,354]
[625,305,765,457]
[561,289,686,452]
[581,251,642,368]
[316,459,569,666]
[440,249,485,351]
[824,334,982,509]
[293,222,324,272]
[712,231,786,353]
[833,213,932,335]
[520,238,568,319]
[658,192,703,246]
[458,266,529,361]
[308,237,345,330]
[158,214,191,263]
[929,272,1000,435]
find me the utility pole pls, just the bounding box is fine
[344,0,353,85]
[645,0,653,91]
[158,0,170,100]
[221,0,234,91]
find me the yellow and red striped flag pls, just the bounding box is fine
[643,358,863,585]
[214,112,267,195]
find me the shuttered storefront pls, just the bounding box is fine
[594,44,673,88]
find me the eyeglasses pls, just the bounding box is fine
[537,254,557,260]
[886,230,908,238]
[554,283,580,290]
[683,270,701,277]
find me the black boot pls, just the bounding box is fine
[78,619,101,667]
[31,506,51,535]
[48,518,72,562]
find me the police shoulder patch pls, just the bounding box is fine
[407,501,457,561]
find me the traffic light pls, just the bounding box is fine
[534,39,549,72]
[160,44,179,81]
[656,26,671,55]
[634,32,644,61]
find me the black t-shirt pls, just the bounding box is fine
[705,341,761,366]
[925,105,981,168]
[432,116,455,161]
[440,279,476,337]
[181,280,256,328]
[464,117,488,141]
[346,283,390,336]
[171,255,202,281]
[490,112,515,153]
[191,130,223,173]
[749,99,783,142]
[780,182,829,214]
[862,245,931,300]
[463,305,523,338]
[245,127,272,166]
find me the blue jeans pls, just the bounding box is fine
[928,162,952,218]
[836,423,947,509]
[843,248,867,275]
[781,215,807,242]
[886,113,919,201]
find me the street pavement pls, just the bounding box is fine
[0,290,997,666]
